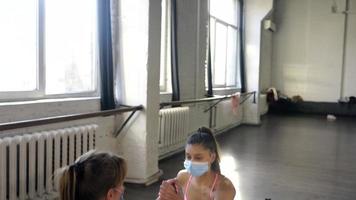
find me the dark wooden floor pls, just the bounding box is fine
[125,114,356,200]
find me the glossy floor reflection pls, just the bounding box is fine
[125,114,356,200]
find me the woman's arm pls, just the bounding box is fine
[157,170,188,200]
[158,180,183,200]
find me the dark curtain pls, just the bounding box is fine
[206,43,213,97]
[206,0,213,97]
[239,0,246,93]
[171,0,180,101]
[98,0,115,110]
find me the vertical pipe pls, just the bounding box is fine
[36,134,45,195]
[9,139,17,200]
[19,137,27,199]
[0,139,6,200]
[28,137,37,198]
[45,132,53,192]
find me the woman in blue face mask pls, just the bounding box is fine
[158,127,236,200]
[57,150,127,200]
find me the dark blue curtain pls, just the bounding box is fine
[206,0,213,97]
[171,0,180,101]
[98,0,115,110]
[206,41,213,97]
[239,0,246,93]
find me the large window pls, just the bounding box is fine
[209,0,240,89]
[0,0,98,101]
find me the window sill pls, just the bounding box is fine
[0,97,100,106]
[0,97,101,124]
[211,87,241,96]
[160,92,172,103]
[159,91,172,95]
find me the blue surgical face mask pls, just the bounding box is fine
[184,160,209,177]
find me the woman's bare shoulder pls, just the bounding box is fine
[216,174,236,199]
[219,174,235,190]
[176,169,190,186]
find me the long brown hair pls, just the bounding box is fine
[57,150,127,200]
[187,127,221,173]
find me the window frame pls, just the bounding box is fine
[209,0,241,90]
[0,0,99,102]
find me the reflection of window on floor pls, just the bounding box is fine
[0,0,98,100]
[209,0,241,89]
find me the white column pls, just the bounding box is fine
[116,0,162,184]
[243,0,273,124]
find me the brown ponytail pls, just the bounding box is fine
[187,127,221,173]
[57,150,127,200]
[58,165,77,200]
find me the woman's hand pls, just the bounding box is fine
[158,179,183,200]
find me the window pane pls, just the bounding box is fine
[0,0,37,92]
[226,27,237,87]
[210,0,237,26]
[160,0,172,92]
[206,18,216,88]
[213,23,227,86]
[235,28,241,88]
[210,18,216,69]
[160,0,168,91]
[45,0,97,94]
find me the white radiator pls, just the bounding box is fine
[158,107,189,156]
[0,124,98,200]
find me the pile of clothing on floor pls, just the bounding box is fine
[263,87,303,105]
[338,96,356,104]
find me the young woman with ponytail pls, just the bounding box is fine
[57,150,127,200]
[158,127,236,200]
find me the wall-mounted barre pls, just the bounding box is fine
[203,91,256,113]
[0,105,144,137]
[160,91,256,111]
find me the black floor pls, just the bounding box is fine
[125,114,356,200]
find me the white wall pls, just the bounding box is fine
[260,13,274,91]
[272,0,355,102]
[244,0,274,124]
[259,12,274,116]
[0,98,99,124]
[343,0,356,97]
